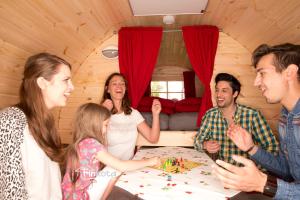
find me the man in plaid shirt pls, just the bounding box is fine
[194,73,279,166]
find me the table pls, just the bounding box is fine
[116,146,240,200]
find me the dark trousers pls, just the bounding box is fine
[106,186,143,200]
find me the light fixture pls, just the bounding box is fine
[101,45,118,59]
[163,15,175,25]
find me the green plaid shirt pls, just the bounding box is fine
[194,104,279,166]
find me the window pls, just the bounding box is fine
[151,81,184,100]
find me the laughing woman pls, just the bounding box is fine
[101,72,161,160]
[0,53,74,200]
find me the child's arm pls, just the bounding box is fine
[95,151,160,172]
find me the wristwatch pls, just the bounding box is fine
[263,175,277,197]
[245,144,255,154]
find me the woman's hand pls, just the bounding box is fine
[151,99,161,115]
[102,99,114,111]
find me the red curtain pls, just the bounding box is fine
[183,71,196,98]
[182,25,219,126]
[119,27,162,108]
[143,83,151,97]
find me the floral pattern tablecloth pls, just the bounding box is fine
[116,146,240,200]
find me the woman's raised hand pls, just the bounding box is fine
[102,99,114,111]
[151,99,161,115]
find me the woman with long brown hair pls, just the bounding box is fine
[0,53,74,199]
[101,72,161,160]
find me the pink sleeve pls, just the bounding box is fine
[78,138,106,159]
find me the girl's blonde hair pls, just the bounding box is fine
[65,103,111,184]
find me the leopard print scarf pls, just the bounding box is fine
[0,107,28,199]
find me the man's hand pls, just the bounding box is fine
[227,124,255,152]
[203,140,220,153]
[102,99,114,111]
[212,155,267,192]
[151,99,161,115]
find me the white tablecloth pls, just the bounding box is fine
[116,146,240,200]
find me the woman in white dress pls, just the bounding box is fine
[0,53,74,200]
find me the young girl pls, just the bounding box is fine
[62,103,160,199]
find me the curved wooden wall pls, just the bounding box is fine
[2,0,298,146]
[0,32,280,144]
[58,32,280,143]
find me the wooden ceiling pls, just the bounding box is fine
[1,0,300,72]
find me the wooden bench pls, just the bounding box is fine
[136,131,197,147]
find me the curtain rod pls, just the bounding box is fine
[163,29,181,33]
[163,29,222,33]
[113,28,222,34]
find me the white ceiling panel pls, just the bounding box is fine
[129,0,208,16]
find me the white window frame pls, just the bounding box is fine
[151,81,185,100]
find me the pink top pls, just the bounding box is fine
[62,138,105,200]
